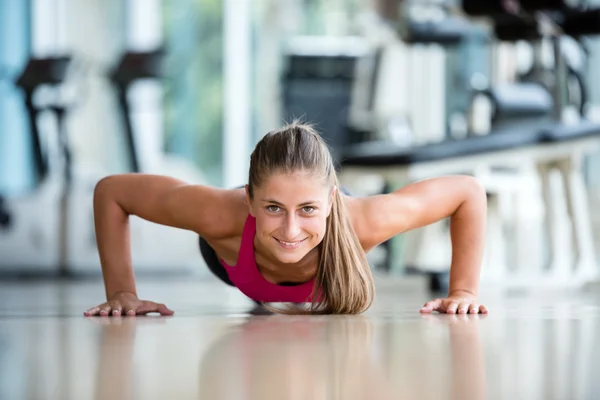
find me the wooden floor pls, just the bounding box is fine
[1,277,599,400]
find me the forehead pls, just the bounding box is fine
[256,171,329,202]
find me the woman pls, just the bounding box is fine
[84,122,489,316]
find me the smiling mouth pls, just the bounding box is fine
[274,237,307,249]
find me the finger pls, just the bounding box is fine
[469,304,480,314]
[123,307,136,316]
[445,301,459,314]
[479,305,489,314]
[84,306,102,316]
[458,302,470,314]
[137,302,174,316]
[100,304,111,317]
[111,303,123,316]
[420,299,442,313]
[157,303,174,316]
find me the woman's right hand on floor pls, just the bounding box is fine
[84,291,174,317]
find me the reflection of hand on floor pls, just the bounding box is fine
[420,312,488,326]
[85,314,170,327]
[422,313,487,400]
[91,315,137,400]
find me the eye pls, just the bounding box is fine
[302,206,315,213]
[266,205,280,213]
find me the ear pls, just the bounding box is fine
[245,184,255,216]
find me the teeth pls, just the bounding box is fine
[278,239,302,245]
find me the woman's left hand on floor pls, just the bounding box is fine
[420,292,488,314]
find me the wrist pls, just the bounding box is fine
[108,290,137,300]
[448,288,477,298]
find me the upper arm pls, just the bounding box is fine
[95,174,245,239]
[161,184,245,239]
[350,175,485,250]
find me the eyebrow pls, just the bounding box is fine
[261,199,320,207]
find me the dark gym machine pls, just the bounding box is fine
[15,56,73,186]
[108,48,166,173]
[12,56,74,275]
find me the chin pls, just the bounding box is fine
[273,249,307,264]
[269,239,312,263]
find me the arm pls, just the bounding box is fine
[353,175,488,312]
[88,173,239,314]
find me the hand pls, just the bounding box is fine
[420,291,488,315]
[83,291,174,317]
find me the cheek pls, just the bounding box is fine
[307,218,327,237]
[256,218,277,235]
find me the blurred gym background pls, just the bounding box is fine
[2,0,600,293]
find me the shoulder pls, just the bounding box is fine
[342,194,381,252]
[343,190,421,252]
[173,185,249,240]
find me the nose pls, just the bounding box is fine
[281,214,302,241]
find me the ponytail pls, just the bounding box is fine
[310,174,375,314]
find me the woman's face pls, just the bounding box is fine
[247,171,334,265]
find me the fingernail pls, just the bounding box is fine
[113,311,119,316]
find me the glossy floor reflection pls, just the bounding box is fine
[1,279,599,399]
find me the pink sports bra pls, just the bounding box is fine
[219,214,316,303]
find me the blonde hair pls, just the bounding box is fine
[248,121,375,314]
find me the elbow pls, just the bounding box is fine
[472,176,487,205]
[451,175,487,215]
[466,175,486,199]
[94,175,117,199]
[93,175,123,211]
[461,175,487,212]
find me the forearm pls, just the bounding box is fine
[93,180,137,300]
[93,173,195,299]
[447,184,487,297]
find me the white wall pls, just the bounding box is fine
[223,0,252,188]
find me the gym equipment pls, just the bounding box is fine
[338,2,600,288]
[107,48,205,181]
[109,49,166,173]
[0,195,11,229]
[0,51,206,276]
[14,56,73,184]
[281,37,371,167]
[0,56,76,274]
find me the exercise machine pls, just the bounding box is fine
[339,0,600,289]
[0,51,206,276]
